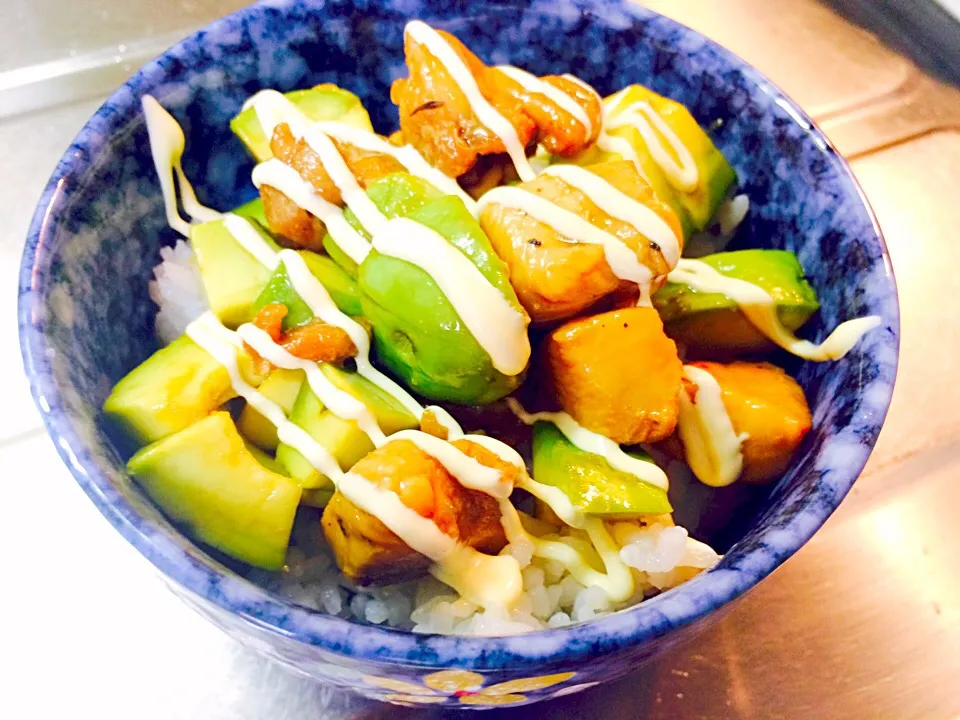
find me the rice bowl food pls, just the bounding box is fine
[100,19,881,637]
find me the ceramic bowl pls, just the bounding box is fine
[19,0,898,708]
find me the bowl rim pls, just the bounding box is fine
[18,0,899,671]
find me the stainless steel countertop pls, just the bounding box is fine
[3,2,959,718]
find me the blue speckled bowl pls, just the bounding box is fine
[19,0,898,708]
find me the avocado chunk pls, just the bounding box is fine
[275,381,370,490]
[351,174,528,405]
[531,421,672,518]
[244,441,289,477]
[591,85,736,237]
[253,250,364,330]
[323,171,442,278]
[301,487,335,508]
[190,217,280,327]
[231,84,374,162]
[237,368,305,451]
[103,335,263,448]
[653,250,820,355]
[128,412,301,570]
[276,364,419,488]
[322,363,420,434]
[232,197,269,228]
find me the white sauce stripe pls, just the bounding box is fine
[251,159,372,265]
[338,472,522,607]
[389,430,511,499]
[244,88,478,213]
[222,214,280,269]
[561,73,603,106]
[543,164,682,269]
[236,323,386,445]
[249,89,289,143]
[142,95,222,237]
[277,248,437,423]
[496,494,633,602]
[677,365,745,488]
[284,115,389,236]
[520,476,584,528]
[188,311,523,607]
[314,121,478,213]
[404,20,536,182]
[339,470,456,557]
[596,132,650,183]
[187,312,344,480]
[245,90,530,379]
[424,405,465,438]
[496,65,592,136]
[477,186,653,288]
[604,93,700,193]
[669,259,882,361]
[462,433,526,468]
[370,217,531,376]
[507,398,670,491]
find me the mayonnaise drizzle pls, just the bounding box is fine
[144,93,650,610]
[250,92,389,237]
[507,398,669,492]
[244,88,478,213]
[237,323,386,444]
[543,164,682,269]
[404,20,536,182]
[477,186,654,302]
[496,66,593,136]
[195,302,633,606]
[371,217,531,376]
[595,132,651,183]
[188,310,522,606]
[604,89,700,193]
[221,213,279,269]
[276,248,422,416]
[668,259,882,360]
[390,430,512,499]
[251,158,372,265]
[314,120,478,213]
[561,73,603,106]
[187,313,344,480]
[498,492,635,602]
[285,117,389,236]
[142,95,221,237]
[677,365,746,488]
[247,124,530,374]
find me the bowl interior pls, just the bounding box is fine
[20,0,898,668]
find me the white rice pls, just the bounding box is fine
[149,240,209,345]
[149,242,722,637]
[258,515,720,636]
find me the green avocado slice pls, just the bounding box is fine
[571,84,736,237]
[190,217,280,327]
[275,364,418,489]
[653,249,820,356]
[532,421,672,518]
[342,173,527,405]
[103,335,264,448]
[128,412,301,570]
[252,250,364,330]
[237,368,306,451]
[231,197,269,228]
[230,84,373,162]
